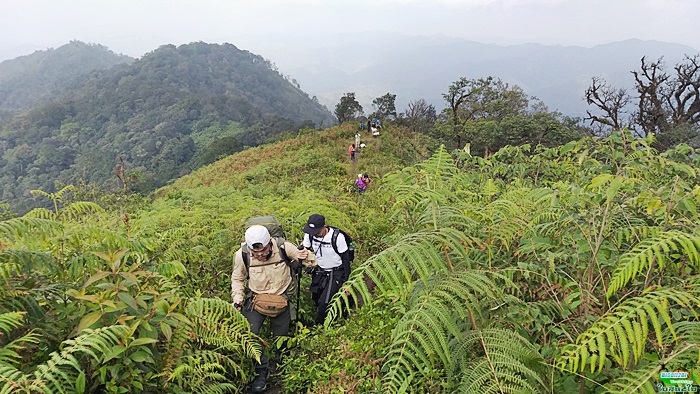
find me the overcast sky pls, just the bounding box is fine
[1,0,698,63]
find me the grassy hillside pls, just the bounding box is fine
[5,122,700,393]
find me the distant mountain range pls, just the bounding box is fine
[247,32,700,118]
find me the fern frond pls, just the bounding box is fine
[381,270,510,392]
[0,333,41,367]
[558,288,700,373]
[32,325,130,393]
[603,343,699,394]
[167,349,245,393]
[603,363,661,394]
[613,224,662,248]
[0,217,61,242]
[185,298,261,360]
[0,364,36,394]
[607,230,700,297]
[452,328,546,394]
[23,208,56,220]
[327,227,479,322]
[58,201,104,221]
[0,250,56,279]
[0,311,25,337]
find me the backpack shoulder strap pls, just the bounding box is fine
[329,226,341,256]
[242,239,293,280]
[241,243,250,280]
[276,237,291,264]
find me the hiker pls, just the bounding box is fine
[231,222,315,393]
[302,214,353,324]
[355,132,361,151]
[362,173,373,188]
[348,143,356,161]
[360,121,365,131]
[355,173,367,194]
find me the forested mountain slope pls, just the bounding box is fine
[0,42,335,213]
[0,40,133,119]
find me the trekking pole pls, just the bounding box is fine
[296,245,304,319]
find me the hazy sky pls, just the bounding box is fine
[1,0,698,63]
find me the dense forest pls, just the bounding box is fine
[0,42,334,213]
[0,41,133,119]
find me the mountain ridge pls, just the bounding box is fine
[0,41,335,213]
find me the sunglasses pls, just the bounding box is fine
[250,243,272,258]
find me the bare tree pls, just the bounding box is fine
[585,55,700,147]
[585,76,631,132]
[633,55,700,137]
[632,57,671,136]
[405,99,437,133]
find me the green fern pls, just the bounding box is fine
[455,328,546,394]
[326,226,479,322]
[607,230,700,297]
[603,342,700,394]
[0,217,62,243]
[0,312,41,369]
[0,325,129,394]
[167,350,242,394]
[558,288,700,373]
[381,271,511,392]
[185,298,261,360]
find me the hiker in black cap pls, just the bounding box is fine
[302,214,354,324]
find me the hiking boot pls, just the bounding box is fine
[250,369,268,393]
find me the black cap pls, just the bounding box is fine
[303,214,325,236]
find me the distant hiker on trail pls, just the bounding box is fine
[302,214,354,324]
[355,132,361,151]
[231,220,316,393]
[362,173,373,188]
[360,121,365,131]
[349,144,356,162]
[355,173,367,194]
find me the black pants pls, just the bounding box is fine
[242,297,291,373]
[310,269,345,324]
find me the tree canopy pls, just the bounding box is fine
[434,76,583,155]
[372,92,397,119]
[334,92,363,124]
[0,42,334,213]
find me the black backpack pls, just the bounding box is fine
[310,226,355,262]
[241,216,295,278]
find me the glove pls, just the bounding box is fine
[232,295,244,310]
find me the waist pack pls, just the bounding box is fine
[252,294,288,317]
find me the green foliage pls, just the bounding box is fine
[372,92,397,119]
[7,118,700,393]
[434,76,585,154]
[280,296,400,393]
[0,41,133,116]
[0,42,334,214]
[334,92,363,124]
[455,329,547,394]
[318,130,700,392]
